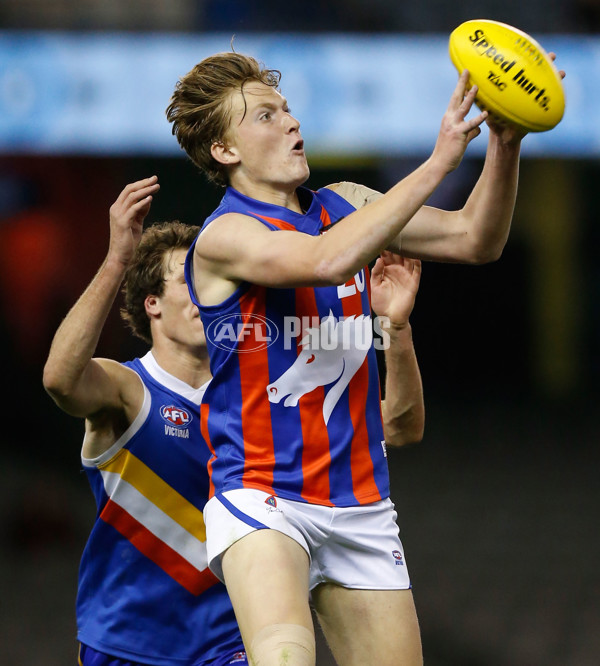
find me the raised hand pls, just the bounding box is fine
[431,70,488,174]
[370,251,422,328]
[108,176,160,267]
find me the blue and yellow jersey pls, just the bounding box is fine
[185,186,389,508]
[77,352,243,665]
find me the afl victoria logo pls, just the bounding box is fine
[206,313,279,353]
[160,405,192,428]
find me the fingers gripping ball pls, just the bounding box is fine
[449,19,565,132]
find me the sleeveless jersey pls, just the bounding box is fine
[77,352,244,665]
[185,186,389,507]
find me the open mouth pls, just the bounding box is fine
[292,139,304,152]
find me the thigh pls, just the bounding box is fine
[312,585,423,666]
[310,498,411,590]
[222,528,314,645]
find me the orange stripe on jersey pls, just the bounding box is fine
[200,403,215,499]
[102,499,219,596]
[237,290,276,492]
[319,205,332,228]
[252,213,298,231]
[296,286,333,504]
[340,270,381,501]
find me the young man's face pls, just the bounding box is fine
[156,248,206,349]
[221,81,310,191]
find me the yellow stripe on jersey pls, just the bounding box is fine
[100,450,207,542]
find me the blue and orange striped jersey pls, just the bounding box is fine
[185,186,389,507]
[77,352,243,665]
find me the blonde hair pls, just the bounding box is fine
[166,52,281,186]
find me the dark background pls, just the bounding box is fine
[0,1,599,663]
[1,153,598,665]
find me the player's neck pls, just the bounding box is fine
[150,343,211,389]
[231,176,304,213]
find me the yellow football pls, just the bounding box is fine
[449,19,565,132]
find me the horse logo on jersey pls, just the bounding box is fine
[266,310,372,424]
[160,405,192,439]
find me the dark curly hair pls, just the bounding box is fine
[120,221,200,345]
[166,51,281,187]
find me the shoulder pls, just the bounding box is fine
[92,358,145,417]
[325,182,383,209]
[196,212,274,254]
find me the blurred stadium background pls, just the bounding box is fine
[0,1,598,664]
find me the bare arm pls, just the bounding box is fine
[329,132,521,266]
[394,127,522,264]
[393,55,566,264]
[371,252,424,447]
[194,73,488,304]
[42,177,159,420]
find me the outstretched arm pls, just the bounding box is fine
[392,122,523,264]
[371,252,424,447]
[393,55,566,264]
[43,176,159,418]
[194,72,488,304]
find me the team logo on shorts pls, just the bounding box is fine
[392,550,404,566]
[265,495,282,513]
[229,651,247,664]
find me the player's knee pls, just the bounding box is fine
[248,623,315,666]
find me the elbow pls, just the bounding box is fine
[470,243,504,265]
[42,364,59,396]
[42,363,70,402]
[385,428,424,449]
[383,414,425,449]
[314,260,357,288]
[314,245,366,286]
[455,236,505,265]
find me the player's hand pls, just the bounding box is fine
[370,251,422,328]
[548,51,566,80]
[108,176,160,267]
[485,116,528,144]
[487,52,565,145]
[432,70,488,174]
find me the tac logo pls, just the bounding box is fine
[160,405,192,428]
[206,313,279,353]
[392,550,404,566]
[264,495,282,513]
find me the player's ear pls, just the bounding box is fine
[145,295,160,317]
[211,141,240,166]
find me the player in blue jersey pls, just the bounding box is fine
[164,51,536,665]
[42,178,247,666]
[43,176,426,666]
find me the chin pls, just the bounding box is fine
[292,165,310,188]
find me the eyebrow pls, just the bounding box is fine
[254,97,289,111]
[236,86,287,124]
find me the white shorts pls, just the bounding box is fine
[203,488,411,590]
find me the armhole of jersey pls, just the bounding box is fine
[184,224,253,313]
[184,237,201,309]
[81,381,151,468]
